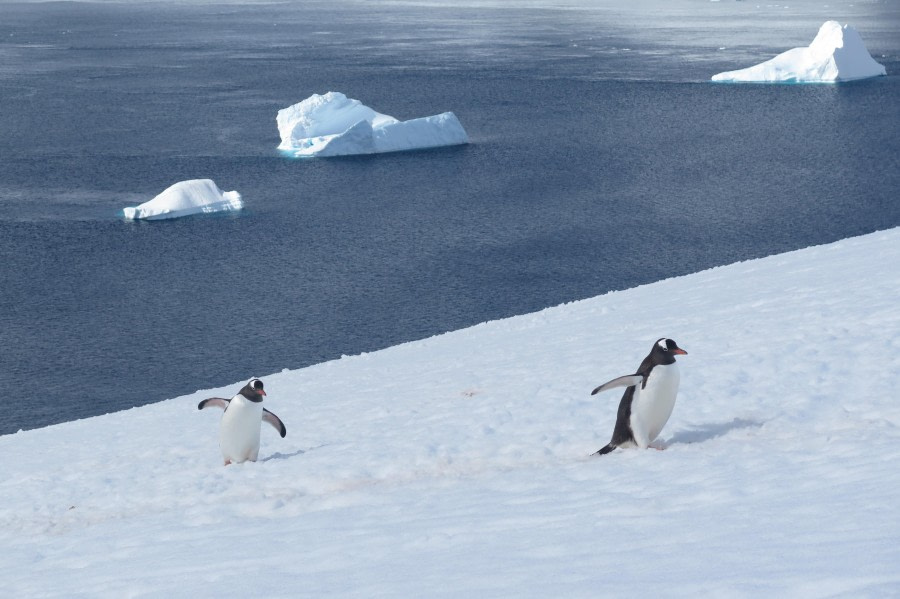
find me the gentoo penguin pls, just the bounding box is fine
[591,338,687,456]
[198,378,286,465]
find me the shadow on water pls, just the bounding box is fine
[668,417,764,445]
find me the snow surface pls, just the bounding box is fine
[712,21,887,83]
[3,228,900,597]
[122,179,243,220]
[277,92,469,157]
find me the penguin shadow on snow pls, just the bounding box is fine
[666,417,763,446]
[261,449,306,462]
[261,444,331,462]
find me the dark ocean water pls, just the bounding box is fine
[1,0,898,435]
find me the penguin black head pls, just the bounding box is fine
[239,378,267,403]
[653,338,687,365]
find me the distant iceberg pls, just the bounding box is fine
[712,21,887,83]
[276,92,469,158]
[122,179,243,220]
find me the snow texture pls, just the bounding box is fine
[122,179,243,220]
[3,228,900,597]
[277,92,469,157]
[712,21,887,83]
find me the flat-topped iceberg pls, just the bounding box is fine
[712,21,886,83]
[122,179,243,220]
[277,92,468,158]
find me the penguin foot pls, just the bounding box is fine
[224,459,232,466]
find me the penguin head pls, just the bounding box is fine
[239,378,267,403]
[653,338,687,365]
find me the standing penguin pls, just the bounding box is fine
[198,378,286,465]
[591,338,687,456]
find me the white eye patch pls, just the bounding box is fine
[657,338,669,351]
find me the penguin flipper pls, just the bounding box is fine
[591,375,643,396]
[262,408,287,438]
[198,397,231,410]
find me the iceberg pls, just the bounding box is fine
[711,21,887,83]
[276,92,468,157]
[122,179,243,220]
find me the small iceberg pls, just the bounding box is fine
[122,179,243,221]
[276,92,469,158]
[712,21,887,83]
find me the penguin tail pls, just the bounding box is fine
[592,444,616,456]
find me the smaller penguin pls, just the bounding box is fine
[198,378,286,465]
[591,338,687,456]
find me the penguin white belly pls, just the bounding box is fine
[219,397,263,463]
[629,363,680,448]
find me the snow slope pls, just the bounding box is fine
[122,179,243,220]
[277,92,468,157]
[712,21,887,83]
[3,228,900,597]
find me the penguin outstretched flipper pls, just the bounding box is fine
[263,408,287,438]
[591,374,644,396]
[198,397,231,410]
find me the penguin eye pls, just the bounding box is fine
[251,379,263,390]
[657,339,669,351]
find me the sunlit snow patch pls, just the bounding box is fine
[711,21,886,83]
[122,179,243,221]
[276,91,468,158]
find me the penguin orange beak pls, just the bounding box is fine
[673,348,688,355]
[259,389,267,396]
